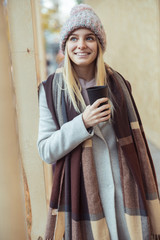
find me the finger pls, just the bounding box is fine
[93,104,110,115]
[93,110,111,122]
[99,109,111,117]
[92,98,108,108]
[93,114,111,125]
[97,103,110,112]
[100,114,111,122]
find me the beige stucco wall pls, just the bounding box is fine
[6,0,48,239]
[0,2,27,239]
[85,0,160,148]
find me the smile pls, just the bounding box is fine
[74,52,90,56]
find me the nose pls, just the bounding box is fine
[77,39,86,49]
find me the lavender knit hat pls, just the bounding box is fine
[60,4,106,53]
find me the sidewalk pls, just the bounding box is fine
[148,140,160,193]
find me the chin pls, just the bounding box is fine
[74,60,95,67]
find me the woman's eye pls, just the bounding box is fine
[70,37,77,42]
[86,36,95,41]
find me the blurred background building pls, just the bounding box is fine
[40,0,83,74]
[0,0,159,239]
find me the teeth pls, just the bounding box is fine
[76,53,88,56]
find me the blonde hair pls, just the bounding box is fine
[63,39,108,113]
[95,40,107,86]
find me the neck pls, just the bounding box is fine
[72,62,96,81]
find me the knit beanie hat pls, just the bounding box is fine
[60,4,106,53]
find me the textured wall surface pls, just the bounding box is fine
[0,2,27,239]
[7,0,47,239]
[86,0,160,148]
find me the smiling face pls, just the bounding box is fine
[66,28,98,68]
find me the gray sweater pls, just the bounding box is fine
[37,79,130,240]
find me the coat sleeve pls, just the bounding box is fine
[37,84,94,164]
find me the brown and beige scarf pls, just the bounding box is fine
[40,64,160,240]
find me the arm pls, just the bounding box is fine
[37,84,94,164]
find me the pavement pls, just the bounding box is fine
[147,140,160,193]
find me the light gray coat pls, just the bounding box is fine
[37,83,130,240]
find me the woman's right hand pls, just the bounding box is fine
[82,98,111,129]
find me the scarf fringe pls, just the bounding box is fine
[151,234,160,240]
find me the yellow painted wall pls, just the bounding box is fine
[85,0,160,148]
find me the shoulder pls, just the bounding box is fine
[42,73,55,89]
[108,65,132,93]
[38,73,55,95]
[115,71,132,93]
[42,66,65,90]
[38,72,57,101]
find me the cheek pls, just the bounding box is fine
[67,43,76,54]
[90,44,98,59]
[93,43,98,54]
[88,42,98,55]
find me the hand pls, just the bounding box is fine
[82,98,111,129]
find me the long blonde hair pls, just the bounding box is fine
[63,38,108,113]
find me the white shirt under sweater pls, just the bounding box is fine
[79,78,130,240]
[37,78,130,240]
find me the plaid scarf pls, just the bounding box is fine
[41,65,160,240]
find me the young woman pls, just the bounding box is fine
[37,4,160,240]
